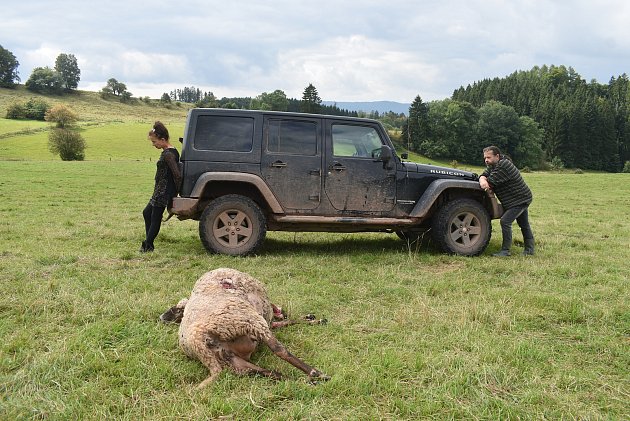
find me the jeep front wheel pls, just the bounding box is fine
[431,199,491,256]
[199,195,267,256]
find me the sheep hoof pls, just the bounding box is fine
[248,369,282,380]
[303,314,327,324]
[307,374,330,385]
[307,369,330,385]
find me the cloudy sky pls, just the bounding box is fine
[3,0,630,103]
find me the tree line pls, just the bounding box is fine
[5,44,628,170]
[405,65,628,172]
[1,45,80,94]
[167,83,363,117]
[1,44,401,125]
[402,95,546,170]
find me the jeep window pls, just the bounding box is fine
[194,115,254,152]
[332,124,382,158]
[267,119,317,155]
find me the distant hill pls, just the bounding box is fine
[0,86,410,124]
[322,100,410,115]
[0,86,191,124]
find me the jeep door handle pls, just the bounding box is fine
[331,162,346,172]
[271,160,287,168]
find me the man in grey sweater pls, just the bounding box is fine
[479,146,535,256]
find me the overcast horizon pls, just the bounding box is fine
[3,1,630,103]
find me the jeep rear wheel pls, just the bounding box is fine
[199,195,267,256]
[431,199,491,256]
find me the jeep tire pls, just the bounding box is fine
[199,194,267,256]
[431,198,491,256]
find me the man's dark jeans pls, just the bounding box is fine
[499,204,533,250]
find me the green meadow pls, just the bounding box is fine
[0,89,628,419]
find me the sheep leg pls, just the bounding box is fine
[196,366,223,389]
[195,337,226,389]
[228,355,283,380]
[271,320,297,329]
[262,335,329,382]
[271,314,327,329]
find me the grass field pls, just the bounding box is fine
[0,88,629,419]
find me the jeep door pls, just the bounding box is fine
[324,121,396,212]
[261,116,322,210]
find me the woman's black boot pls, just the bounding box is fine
[140,240,153,253]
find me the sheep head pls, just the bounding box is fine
[159,298,189,324]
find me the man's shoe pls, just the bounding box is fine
[523,238,535,255]
[492,249,511,257]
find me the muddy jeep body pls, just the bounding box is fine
[171,109,501,256]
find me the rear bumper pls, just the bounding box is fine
[169,197,199,219]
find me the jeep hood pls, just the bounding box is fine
[400,162,478,180]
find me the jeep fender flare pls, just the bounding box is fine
[409,179,501,219]
[191,171,284,213]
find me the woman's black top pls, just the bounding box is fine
[150,147,181,207]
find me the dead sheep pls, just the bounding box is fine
[160,267,329,388]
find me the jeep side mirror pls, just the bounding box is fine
[379,145,394,170]
[401,153,408,160]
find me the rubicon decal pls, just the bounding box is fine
[429,169,467,177]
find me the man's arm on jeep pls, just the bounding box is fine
[479,175,491,190]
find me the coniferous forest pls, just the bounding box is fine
[402,65,630,171]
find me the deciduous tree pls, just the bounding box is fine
[48,128,86,160]
[45,104,79,128]
[476,100,522,159]
[250,90,288,111]
[160,93,171,104]
[46,105,85,160]
[103,78,127,96]
[0,45,20,88]
[54,53,80,91]
[25,67,63,94]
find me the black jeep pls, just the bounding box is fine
[171,109,501,256]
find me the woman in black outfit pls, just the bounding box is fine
[141,121,181,252]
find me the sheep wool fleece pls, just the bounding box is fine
[177,268,275,364]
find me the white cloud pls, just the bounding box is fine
[3,0,630,102]
[272,36,441,102]
[21,44,62,71]
[118,51,192,81]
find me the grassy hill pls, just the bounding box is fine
[0,85,192,123]
[1,86,485,169]
[0,86,193,161]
